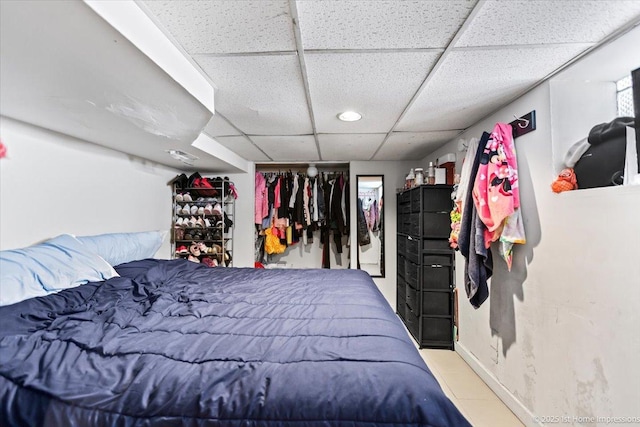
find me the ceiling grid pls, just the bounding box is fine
[135,0,640,165]
[288,0,323,161]
[3,1,640,172]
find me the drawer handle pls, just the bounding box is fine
[431,264,443,268]
[407,236,413,241]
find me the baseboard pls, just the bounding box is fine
[455,342,542,427]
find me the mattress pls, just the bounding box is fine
[0,259,470,426]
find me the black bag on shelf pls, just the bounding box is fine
[574,117,634,188]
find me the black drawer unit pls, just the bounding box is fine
[396,185,455,350]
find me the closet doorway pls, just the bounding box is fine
[255,163,350,269]
[356,175,384,278]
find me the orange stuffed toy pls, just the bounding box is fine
[551,168,578,193]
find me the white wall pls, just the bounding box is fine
[0,116,178,257]
[549,80,617,174]
[225,166,255,268]
[422,77,640,424]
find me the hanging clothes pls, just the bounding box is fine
[255,169,348,269]
[303,177,311,228]
[370,198,379,231]
[473,123,526,269]
[459,131,493,309]
[255,172,268,225]
[322,174,332,268]
[450,137,480,249]
[357,198,371,246]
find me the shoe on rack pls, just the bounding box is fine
[174,228,185,241]
[190,204,198,215]
[175,193,184,202]
[212,203,222,216]
[175,217,184,227]
[197,242,209,253]
[181,204,191,215]
[190,242,201,256]
[186,216,197,228]
[204,204,213,215]
[187,255,200,263]
[195,217,205,228]
[183,192,193,202]
[197,206,205,215]
[175,204,183,215]
[176,245,188,255]
[201,257,214,267]
[204,218,212,228]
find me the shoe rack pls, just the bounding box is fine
[171,178,235,267]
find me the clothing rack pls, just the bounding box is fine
[254,168,350,269]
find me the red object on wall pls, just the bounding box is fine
[0,140,6,159]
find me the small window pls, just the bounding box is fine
[616,75,634,117]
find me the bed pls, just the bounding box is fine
[0,234,470,426]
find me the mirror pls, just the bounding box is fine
[356,175,384,277]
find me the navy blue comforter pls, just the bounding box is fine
[0,259,470,426]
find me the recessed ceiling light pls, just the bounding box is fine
[337,111,362,122]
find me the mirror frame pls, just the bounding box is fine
[356,174,385,278]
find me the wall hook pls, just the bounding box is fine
[513,114,530,128]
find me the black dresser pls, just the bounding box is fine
[396,185,455,349]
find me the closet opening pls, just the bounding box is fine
[255,162,350,269]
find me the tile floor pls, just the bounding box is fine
[419,348,525,427]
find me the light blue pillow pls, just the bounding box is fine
[0,234,120,306]
[76,231,164,267]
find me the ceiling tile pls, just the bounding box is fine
[203,113,241,137]
[297,0,476,49]
[375,131,461,160]
[141,1,295,54]
[318,134,386,161]
[397,45,589,132]
[306,52,440,133]
[195,55,312,135]
[214,136,270,162]
[456,0,640,47]
[252,135,319,161]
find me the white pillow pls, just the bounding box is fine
[0,234,119,306]
[76,231,164,266]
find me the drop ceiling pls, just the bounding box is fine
[1,1,640,171]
